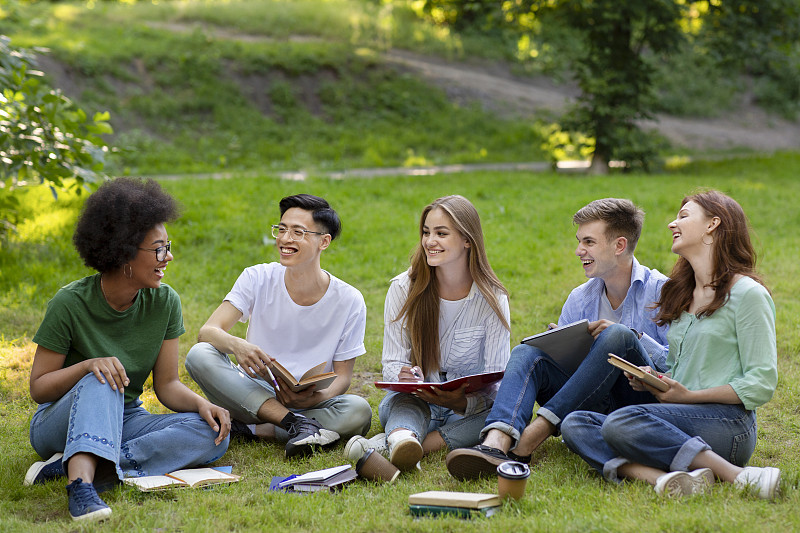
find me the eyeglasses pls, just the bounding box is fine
[138,241,171,262]
[271,224,327,242]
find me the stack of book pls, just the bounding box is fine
[408,491,501,518]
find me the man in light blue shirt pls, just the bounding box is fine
[446,198,669,479]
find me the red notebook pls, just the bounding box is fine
[375,371,504,394]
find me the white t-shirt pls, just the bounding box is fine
[225,262,367,381]
[598,291,623,323]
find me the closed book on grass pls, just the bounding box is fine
[270,361,337,392]
[375,371,504,394]
[408,491,501,509]
[123,467,240,492]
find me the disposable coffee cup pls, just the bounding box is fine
[356,449,400,484]
[497,461,530,500]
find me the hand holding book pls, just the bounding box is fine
[607,353,668,392]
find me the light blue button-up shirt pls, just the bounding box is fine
[557,257,669,371]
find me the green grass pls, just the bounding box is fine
[2,152,800,531]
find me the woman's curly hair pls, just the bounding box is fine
[73,178,180,273]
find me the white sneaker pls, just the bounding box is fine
[654,468,714,497]
[344,433,387,462]
[734,466,781,500]
[387,429,423,471]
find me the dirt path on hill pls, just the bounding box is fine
[130,22,800,154]
[382,49,800,152]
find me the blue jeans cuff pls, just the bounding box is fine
[536,408,561,433]
[670,436,711,472]
[480,421,520,447]
[603,456,630,484]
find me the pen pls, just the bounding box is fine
[265,364,281,392]
[410,366,424,381]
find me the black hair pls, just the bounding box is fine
[73,178,180,273]
[279,194,341,241]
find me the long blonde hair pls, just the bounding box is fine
[395,195,509,375]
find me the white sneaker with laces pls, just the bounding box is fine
[344,433,387,462]
[734,466,781,500]
[654,468,714,497]
[387,429,423,471]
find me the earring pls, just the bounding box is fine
[123,264,133,279]
[702,233,714,246]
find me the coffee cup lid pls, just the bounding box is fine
[497,461,530,479]
[355,448,375,472]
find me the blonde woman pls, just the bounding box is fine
[347,195,510,470]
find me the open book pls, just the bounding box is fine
[607,353,669,392]
[270,361,337,392]
[123,467,240,492]
[375,371,504,394]
[521,319,594,375]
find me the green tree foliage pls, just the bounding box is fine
[0,35,112,241]
[701,0,800,116]
[414,0,799,170]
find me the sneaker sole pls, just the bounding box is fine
[656,469,713,497]
[445,449,506,480]
[389,440,422,471]
[71,507,112,522]
[23,452,64,486]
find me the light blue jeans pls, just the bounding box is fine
[482,324,658,445]
[378,391,489,450]
[185,342,372,440]
[561,402,757,483]
[29,374,229,483]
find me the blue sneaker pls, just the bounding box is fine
[66,478,112,522]
[23,453,65,486]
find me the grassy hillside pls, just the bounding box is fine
[2,0,549,175]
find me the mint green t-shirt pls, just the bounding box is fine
[666,276,777,411]
[32,274,185,404]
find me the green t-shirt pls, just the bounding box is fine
[32,274,186,404]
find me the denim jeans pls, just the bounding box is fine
[561,402,757,483]
[482,324,657,445]
[29,373,229,482]
[185,342,372,440]
[378,391,489,450]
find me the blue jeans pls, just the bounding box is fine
[482,324,657,445]
[29,374,229,482]
[185,342,372,440]
[378,391,489,450]
[561,402,757,482]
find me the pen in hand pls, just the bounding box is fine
[410,366,424,382]
[265,364,281,391]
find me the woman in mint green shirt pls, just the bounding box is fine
[561,190,781,500]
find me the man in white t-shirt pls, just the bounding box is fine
[185,194,372,458]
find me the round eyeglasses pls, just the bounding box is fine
[271,225,327,242]
[138,241,171,262]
